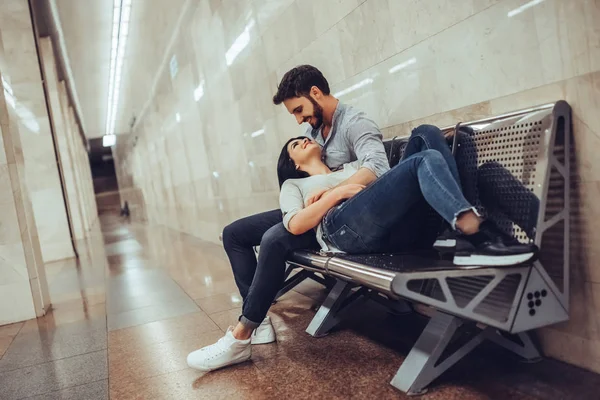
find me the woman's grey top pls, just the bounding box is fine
[280,161,361,252]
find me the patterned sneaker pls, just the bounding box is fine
[434,228,456,249]
[453,221,538,266]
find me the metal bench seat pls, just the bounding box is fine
[283,101,572,395]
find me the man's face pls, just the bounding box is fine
[283,95,324,129]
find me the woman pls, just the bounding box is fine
[277,125,537,266]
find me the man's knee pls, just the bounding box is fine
[222,220,242,250]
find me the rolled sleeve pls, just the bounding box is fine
[346,119,390,178]
[279,181,304,232]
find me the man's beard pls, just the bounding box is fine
[307,96,324,129]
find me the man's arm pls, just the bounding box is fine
[306,119,388,205]
[336,167,376,187]
[347,117,390,177]
[288,185,365,235]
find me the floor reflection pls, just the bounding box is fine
[0,212,599,399]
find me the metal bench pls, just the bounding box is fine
[284,101,572,395]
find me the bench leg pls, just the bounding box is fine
[306,279,361,337]
[365,292,412,315]
[390,311,485,395]
[274,267,311,301]
[484,330,542,363]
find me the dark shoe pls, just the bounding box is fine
[453,221,538,266]
[434,228,456,249]
[479,220,521,245]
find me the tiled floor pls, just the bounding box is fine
[1,213,600,399]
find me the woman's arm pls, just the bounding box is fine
[306,167,376,206]
[286,194,341,235]
[287,184,364,235]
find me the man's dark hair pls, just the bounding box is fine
[277,136,310,188]
[273,65,330,105]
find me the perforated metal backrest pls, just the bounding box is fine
[455,115,549,242]
[452,102,571,309]
[383,137,408,167]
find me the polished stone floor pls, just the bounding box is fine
[1,213,600,399]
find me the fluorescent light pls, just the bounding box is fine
[470,123,491,130]
[194,82,204,101]
[2,76,15,107]
[333,78,374,98]
[248,161,255,167]
[105,0,133,136]
[4,91,16,108]
[388,57,417,74]
[508,0,545,17]
[175,112,181,122]
[250,128,264,138]
[212,171,219,178]
[2,76,13,95]
[169,55,178,78]
[16,108,40,133]
[226,19,255,66]
[103,134,116,147]
[2,77,40,132]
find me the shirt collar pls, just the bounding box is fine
[310,102,344,143]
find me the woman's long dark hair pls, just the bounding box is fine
[277,136,310,188]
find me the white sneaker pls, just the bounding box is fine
[251,316,276,345]
[187,327,251,372]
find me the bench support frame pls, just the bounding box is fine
[306,280,361,337]
[275,264,332,301]
[306,278,412,337]
[390,310,541,396]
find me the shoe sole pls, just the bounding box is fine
[434,239,456,248]
[188,353,251,372]
[453,252,535,266]
[251,336,276,345]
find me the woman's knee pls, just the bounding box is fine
[419,149,446,166]
[411,124,443,139]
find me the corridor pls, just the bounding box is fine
[0,212,599,399]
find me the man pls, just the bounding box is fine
[186,65,389,371]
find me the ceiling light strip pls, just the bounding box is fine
[104,0,132,145]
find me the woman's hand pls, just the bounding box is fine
[330,184,365,202]
[305,188,332,206]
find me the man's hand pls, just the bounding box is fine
[305,188,332,206]
[330,184,365,202]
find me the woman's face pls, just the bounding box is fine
[287,137,321,167]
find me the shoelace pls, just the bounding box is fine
[201,336,230,360]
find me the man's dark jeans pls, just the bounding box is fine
[222,210,319,329]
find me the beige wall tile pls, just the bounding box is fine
[0,3,74,263]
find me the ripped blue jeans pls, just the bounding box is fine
[322,124,475,254]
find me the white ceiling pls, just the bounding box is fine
[54,0,113,138]
[53,0,187,139]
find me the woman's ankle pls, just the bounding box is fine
[455,210,481,235]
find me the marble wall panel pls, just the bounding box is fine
[112,0,600,372]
